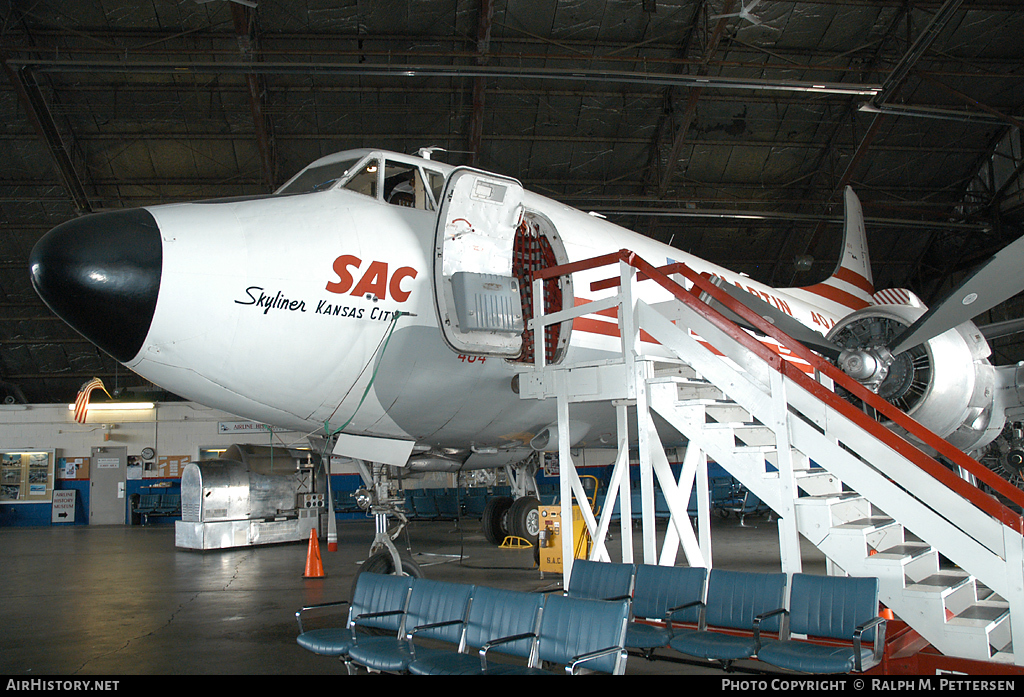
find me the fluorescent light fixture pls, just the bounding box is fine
[68,402,155,412]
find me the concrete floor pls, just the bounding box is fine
[0,512,826,676]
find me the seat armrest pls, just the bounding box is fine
[753,607,789,649]
[406,618,466,659]
[852,616,887,672]
[665,599,704,633]
[566,646,627,675]
[352,607,406,631]
[479,632,537,670]
[295,600,350,634]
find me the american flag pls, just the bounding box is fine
[73,377,111,424]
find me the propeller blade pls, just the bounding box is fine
[699,276,843,360]
[889,231,1024,356]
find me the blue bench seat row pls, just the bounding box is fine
[297,559,885,676]
[596,477,758,521]
[296,571,631,675]
[132,494,180,524]
[564,559,885,674]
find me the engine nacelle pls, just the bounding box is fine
[826,304,1002,453]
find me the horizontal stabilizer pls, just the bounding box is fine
[979,317,1024,341]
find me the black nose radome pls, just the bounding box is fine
[30,208,162,363]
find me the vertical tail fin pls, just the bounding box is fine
[835,185,874,295]
[789,186,875,312]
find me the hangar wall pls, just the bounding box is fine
[0,401,693,528]
[0,402,357,527]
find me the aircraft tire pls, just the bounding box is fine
[359,549,424,578]
[481,496,513,545]
[508,496,540,545]
[350,549,425,602]
[347,551,424,633]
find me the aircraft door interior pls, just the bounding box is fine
[511,213,568,364]
[434,169,570,360]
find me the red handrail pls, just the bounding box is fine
[542,249,1024,535]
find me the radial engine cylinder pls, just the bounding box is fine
[826,304,1001,453]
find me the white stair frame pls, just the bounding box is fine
[518,252,1024,666]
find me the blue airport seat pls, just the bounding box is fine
[668,569,787,667]
[565,559,635,602]
[408,586,544,675]
[478,594,630,675]
[626,564,707,654]
[295,572,414,668]
[346,578,474,673]
[755,573,885,673]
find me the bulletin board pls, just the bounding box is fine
[145,454,191,479]
[57,456,90,480]
[0,450,56,502]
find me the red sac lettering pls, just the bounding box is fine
[326,255,419,302]
[326,255,361,294]
[389,266,418,302]
[351,260,389,299]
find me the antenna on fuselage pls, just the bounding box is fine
[417,146,446,160]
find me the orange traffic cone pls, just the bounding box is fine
[303,529,326,579]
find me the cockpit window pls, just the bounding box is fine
[277,155,445,210]
[384,161,435,211]
[277,158,360,195]
[343,159,381,198]
[425,169,445,207]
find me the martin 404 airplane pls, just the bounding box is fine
[28,147,1024,570]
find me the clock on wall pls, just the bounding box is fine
[141,447,155,460]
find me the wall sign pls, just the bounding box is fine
[51,490,76,522]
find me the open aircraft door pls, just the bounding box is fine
[434,168,528,357]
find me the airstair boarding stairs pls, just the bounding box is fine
[517,250,1024,667]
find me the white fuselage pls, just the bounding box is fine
[126,150,851,460]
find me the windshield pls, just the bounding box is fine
[277,158,360,195]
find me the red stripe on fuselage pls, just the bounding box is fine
[571,297,815,375]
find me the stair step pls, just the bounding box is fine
[704,403,755,424]
[903,569,971,594]
[832,515,896,532]
[975,582,1004,603]
[703,423,776,447]
[828,515,904,554]
[673,398,755,426]
[866,542,939,584]
[941,600,1012,660]
[949,601,1009,625]
[675,383,727,401]
[652,363,701,380]
[871,542,932,560]
[794,470,841,496]
[798,492,871,523]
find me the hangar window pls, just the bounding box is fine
[277,158,360,195]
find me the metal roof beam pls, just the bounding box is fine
[2,61,91,215]
[230,3,276,192]
[10,59,882,96]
